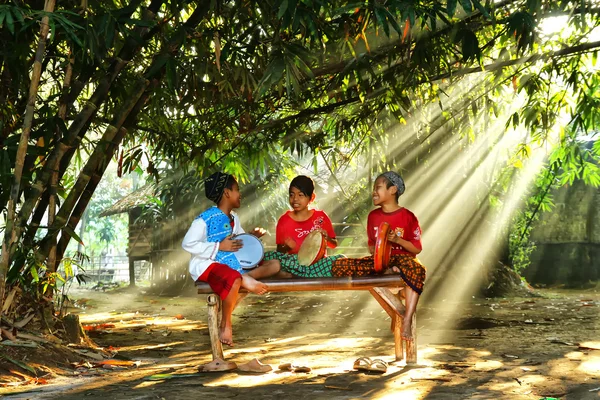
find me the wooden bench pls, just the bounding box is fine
[196,275,417,367]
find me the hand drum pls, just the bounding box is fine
[297,231,326,267]
[374,222,392,272]
[233,234,264,270]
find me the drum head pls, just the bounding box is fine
[374,222,391,272]
[233,234,264,270]
[297,231,326,266]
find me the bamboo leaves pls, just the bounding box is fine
[256,43,314,97]
[506,11,536,53]
[0,4,26,35]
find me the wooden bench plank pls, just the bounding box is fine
[196,275,406,294]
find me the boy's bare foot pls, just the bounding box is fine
[220,324,234,346]
[384,266,401,275]
[242,275,268,295]
[401,317,414,342]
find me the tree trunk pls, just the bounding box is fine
[0,0,56,313]
[47,47,75,276]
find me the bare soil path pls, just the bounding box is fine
[1,287,599,399]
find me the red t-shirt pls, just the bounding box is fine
[276,209,336,254]
[367,207,422,255]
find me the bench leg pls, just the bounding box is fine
[393,314,403,361]
[370,288,418,364]
[207,294,224,361]
[200,294,237,372]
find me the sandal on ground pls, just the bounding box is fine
[353,357,372,371]
[367,359,388,373]
[292,366,311,373]
[278,362,293,371]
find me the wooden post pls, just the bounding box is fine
[128,258,135,287]
[393,314,403,361]
[206,294,223,361]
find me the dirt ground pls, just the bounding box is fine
[1,285,599,400]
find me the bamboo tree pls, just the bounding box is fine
[0,0,55,312]
[36,4,211,265]
[7,0,166,267]
[19,0,166,250]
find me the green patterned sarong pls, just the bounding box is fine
[263,251,345,278]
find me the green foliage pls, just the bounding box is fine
[2,0,600,306]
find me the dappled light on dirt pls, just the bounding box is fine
[1,288,598,399]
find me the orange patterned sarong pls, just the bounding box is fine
[331,254,426,294]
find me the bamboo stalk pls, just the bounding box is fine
[56,83,154,260]
[47,47,75,277]
[36,79,150,263]
[0,0,56,313]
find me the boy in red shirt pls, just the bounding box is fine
[332,171,426,341]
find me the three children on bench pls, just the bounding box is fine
[182,171,427,346]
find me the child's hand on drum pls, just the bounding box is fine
[387,230,398,243]
[250,227,266,238]
[220,236,243,251]
[314,228,329,240]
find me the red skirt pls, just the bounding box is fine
[198,263,242,299]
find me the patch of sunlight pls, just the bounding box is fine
[168,351,204,359]
[577,357,600,375]
[487,379,529,393]
[78,312,140,323]
[256,335,382,362]
[414,346,442,363]
[204,370,306,388]
[372,387,425,399]
[510,373,547,385]
[564,350,587,360]
[250,335,307,345]
[473,360,504,371]
[227,346,270,355]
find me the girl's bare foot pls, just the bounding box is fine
[220,323,234,346]
[242,275,268,294]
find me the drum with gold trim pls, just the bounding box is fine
[297,231,326,266]
[374,222,392,272]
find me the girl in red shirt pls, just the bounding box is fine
[331,171,426,342]
[263,175,344,277]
